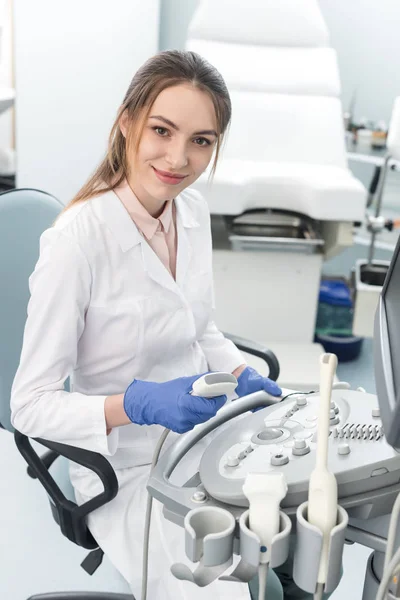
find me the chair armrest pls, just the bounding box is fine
[223,332,280,381]
[14,431,118,548]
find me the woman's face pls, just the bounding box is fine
[121,83,218,213]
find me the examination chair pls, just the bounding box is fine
[0,188,284,599]
[185,0,367,387]
[187,0,366,224]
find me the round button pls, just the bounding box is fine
[329,411,340,425]
[257,428,283,441]
[271,453,289,466]
[296,395,307,407]
[252,424,290,446]
[338,444,351,456]
[372,408,381,418]
[226,456,239,467]
[330,401,340,415]
[306,415,318,422]
[292,442,310,456]
[192,491,207,503]
[294,439,306,449]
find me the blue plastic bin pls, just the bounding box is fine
[315,279,363,362]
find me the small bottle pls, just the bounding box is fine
[372,120,387,149]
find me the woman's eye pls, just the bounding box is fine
[154,127,169,136]
[194,137,211,147]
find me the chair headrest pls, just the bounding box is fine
[0,189,62,432]
[188,0,330,48]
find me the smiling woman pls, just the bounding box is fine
[118,83,219,216]
[10,49,283,600]
[61,50,231,216]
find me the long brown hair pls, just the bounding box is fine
[63,50,231,211]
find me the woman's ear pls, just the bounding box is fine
[119,109,129,138]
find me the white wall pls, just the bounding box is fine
[319,0,400,125]
[0,0,13,152]
[160,0,400,124]
[14,0,160,203]
[11,0,400,201]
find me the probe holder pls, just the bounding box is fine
[293,501,348,595]
[170,506,236,586]
[221,509,292,584]
[239,509,292,569]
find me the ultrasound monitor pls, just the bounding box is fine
[374,233,400,449]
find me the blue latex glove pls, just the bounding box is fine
[123,374,227,434]
[236,366,282,399]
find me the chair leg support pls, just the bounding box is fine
[27,593,134,600]
[27,449,60,479]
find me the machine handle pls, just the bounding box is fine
[222,332,280,381]
[148,390,282,509]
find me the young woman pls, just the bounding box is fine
[11,50,287,599]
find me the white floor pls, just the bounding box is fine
[0,431,130,599]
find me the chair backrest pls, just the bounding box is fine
[186,0,347,168]
[0,189,62,431]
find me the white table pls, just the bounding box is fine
[347,150,400,170]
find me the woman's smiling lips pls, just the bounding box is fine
[152,167,188,185]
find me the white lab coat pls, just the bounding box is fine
[10,188,253,599]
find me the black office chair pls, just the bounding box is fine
[0,188,280,600]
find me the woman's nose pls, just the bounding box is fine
[165,140,188,170]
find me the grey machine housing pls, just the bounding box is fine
[147,222,400,598]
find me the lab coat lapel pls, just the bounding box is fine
[175,194,201,287]
[96,190,199,295]
[139,239,177,294]
[141,194,200,293]
[175,214,192,287]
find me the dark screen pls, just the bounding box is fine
[382,243,400,400]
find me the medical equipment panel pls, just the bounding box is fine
[199,390,398,511]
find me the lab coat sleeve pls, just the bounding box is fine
[191,188,245,373]
[10,229,119,456]
[197,245,246,372]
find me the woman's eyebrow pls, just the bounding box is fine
[149,115,217,137]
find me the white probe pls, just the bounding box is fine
[307,353,338,589]
[243,472,288,564]
[191,372,294,405]
[191,372,238,397]
[243,472,288,600]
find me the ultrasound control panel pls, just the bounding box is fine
[199,390,400,509]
